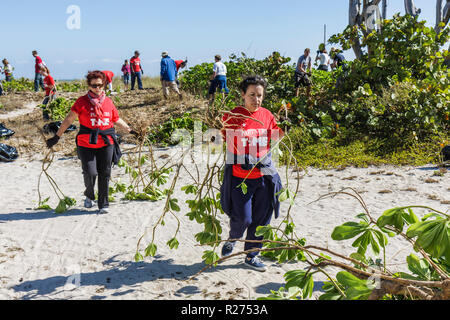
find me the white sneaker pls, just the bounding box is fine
[84,197,94,208]
[98,208,109,214]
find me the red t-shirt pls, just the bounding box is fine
[130,57,141,72]
[175,60,184,72]
[71,94,120,148]
[222,106,283,179]
[102,70,114,84]
[35,56,43,73]
[44,75,55,96]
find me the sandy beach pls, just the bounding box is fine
[0,144,448,300]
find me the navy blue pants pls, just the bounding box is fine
[229,175,273,259]
[131,71,143,90]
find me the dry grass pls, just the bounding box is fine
[0,92,43,114]
[1,87,208,158]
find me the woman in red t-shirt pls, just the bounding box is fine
[40,66,56,120]
[220,75,284,272]
[46,70,137,214]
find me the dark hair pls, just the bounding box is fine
[32,50,38,55]
[215,54,221,61]
[238,75,267,94]
[86,70,106,86]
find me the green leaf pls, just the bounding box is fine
[134,252,144,262]
[167,238,179,250]
[277,189,289,202]
[139,155,147,166]
[202,250,220,266]
[54,199,68,214]
[377,207,406,231]
[238,182,247,195]
[284,270,314,299]
[181,185,198,195]
[406,254,431,280]
[255,225,274,240]
[336,271,373,300]
[406,219,449,260]
[352,231,371,255]
[144,243,157,257]
[169,198,180,212]
[331,222,368,240]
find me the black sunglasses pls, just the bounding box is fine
[90,83,104,88]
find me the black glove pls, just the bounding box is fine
[130,130,143,141]
[46,135,60,148]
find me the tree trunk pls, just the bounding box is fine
[444,0,450,25]
[349,0,364,59]
[435,0,450,34]
[436,0,443,32]
[382,0,388,19]
[405,0,420,17]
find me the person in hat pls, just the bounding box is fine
[45,70,138,214]
[130,50,144,90]
[330,47,347,70]
[160,51,182,100]
[208,54,229,106]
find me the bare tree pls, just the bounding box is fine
[404,0,421,17]
[436,0,450,33]
[348,0,383,59]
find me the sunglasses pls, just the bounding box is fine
[89,83,104,88]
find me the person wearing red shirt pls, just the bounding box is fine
[32,50,45,92]
[220,75,284,272]
[45,70,138,214]
[174,58,187,88]
[40,67,56,120]
[130,50,144,90]
[102,70,114,92]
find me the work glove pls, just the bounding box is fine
[130,129,144,142]
[46,135,60,148]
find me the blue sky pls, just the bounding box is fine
[0,0,441,80]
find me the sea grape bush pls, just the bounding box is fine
[258,202,450,300]
[40,97,76,121]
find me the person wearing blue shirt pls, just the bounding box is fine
[160,51,182,100]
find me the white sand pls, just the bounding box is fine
[0,146,448,300]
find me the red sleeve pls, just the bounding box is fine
[70,97,83,114]
[49,76,55,85]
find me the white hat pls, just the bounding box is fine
[162,51,168,57]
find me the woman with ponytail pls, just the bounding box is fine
[45,70,137,214]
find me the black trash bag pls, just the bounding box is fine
[441,145,450,162]
[0,143,19,162]
[0,123,15,138]
[43,121,77,135]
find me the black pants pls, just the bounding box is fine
[77,145,113,209]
